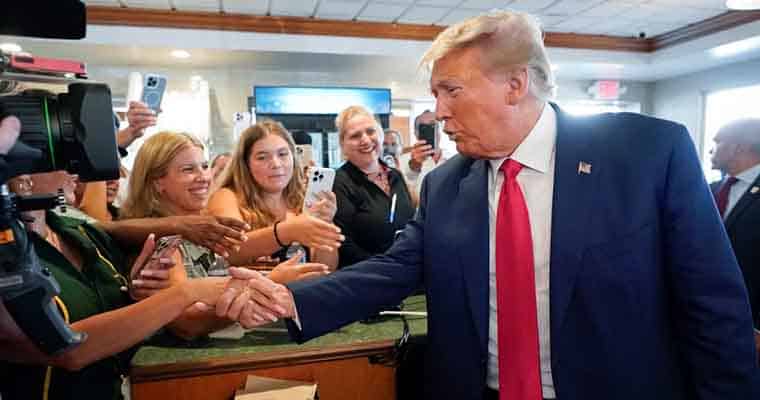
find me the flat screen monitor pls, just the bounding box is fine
[254,86,391,115]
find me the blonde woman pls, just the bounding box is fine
[332,106,415,268]
[0,171,247,400]
[207,120,343,269]
[121,131,329,338]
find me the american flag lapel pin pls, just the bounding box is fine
[751,186,759,194]
[577,161,592,175]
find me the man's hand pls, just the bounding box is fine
[0,115,21,155]
[128,234,174,301]
[409,140,435,172]
[173,215,250,257]
[117,101,157,149]
[219,267,296,328]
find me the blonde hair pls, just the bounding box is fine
[217,119,304,229]
[335,105,384,145]
[120,131,204,219]
[420,10,555,101]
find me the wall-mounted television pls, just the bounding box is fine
[254,86,391,115]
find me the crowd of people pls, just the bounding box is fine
[1,8,759,400]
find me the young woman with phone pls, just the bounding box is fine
[332,105,415,268]
[121,131,331,339]
[207,120,341,270]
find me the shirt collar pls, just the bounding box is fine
[733,163,760,185]
[488,103,557,174]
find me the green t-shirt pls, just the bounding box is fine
[0,212,135,400]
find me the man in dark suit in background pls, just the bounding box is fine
[710,118,760,354]
[236,10,760,400]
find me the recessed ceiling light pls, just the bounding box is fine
[0,43,22,53]
[170,49,191,59]
[726,0,760,10]
[551,64,560,71]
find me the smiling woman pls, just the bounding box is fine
[206,119,341,272]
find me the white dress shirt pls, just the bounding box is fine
[486,104,556,399]
[724,163,760,218]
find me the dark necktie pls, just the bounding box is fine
[495,159,541,400]
[715,176,739,217]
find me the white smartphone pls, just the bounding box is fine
[232,111,251,140]
[302,167,335,212]
[141,73,167,113]
[295,144,314,167]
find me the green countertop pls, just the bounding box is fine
[132,296,427,367]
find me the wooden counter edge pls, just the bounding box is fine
[130,339,397,382]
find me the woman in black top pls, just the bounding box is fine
[333,105,415,268]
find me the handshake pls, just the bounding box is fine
[185,267,298,329]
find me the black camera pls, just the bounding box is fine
[0,76,120,354]
[0,83,120,182]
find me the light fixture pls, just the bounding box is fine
[170,49,191,59]
[726,0,760,10]
[550,64,560,71]
[0,43,22,53]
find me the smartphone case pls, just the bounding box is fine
[142,73,166,112]
[303,167,335,212]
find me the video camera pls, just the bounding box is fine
[0,43,120,354]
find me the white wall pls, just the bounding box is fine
[554,79,653,114]
[86,63,654,156]
[652,57,760,151]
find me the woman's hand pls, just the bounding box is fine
[305,191,337,222]
[279,213,344,252]
[129,234,175,301]
[268,251,329,284]
[173,215,250,257]
[182,277,230,307]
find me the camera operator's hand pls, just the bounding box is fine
[0,115,21,155]
[117,101,157,149]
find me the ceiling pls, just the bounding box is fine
[2,1,760,87]
[82,0,733,39]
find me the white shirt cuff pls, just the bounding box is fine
[291,304,302,331]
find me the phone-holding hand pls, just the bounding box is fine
[129,234,176,301]
[117,101,158,149]
[305,191,337,222]
[409,140,435,172]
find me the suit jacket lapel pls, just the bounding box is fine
[549,103,598,347]
[454,158,490,355]
[724,174,760,229]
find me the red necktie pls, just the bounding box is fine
[495,159,541,400]
[715,176,739,217]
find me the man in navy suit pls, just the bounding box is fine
[710,119,760,355]
[238,10,759,400]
